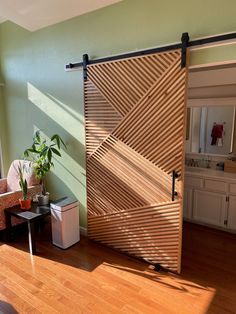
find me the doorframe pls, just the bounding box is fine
[81,33,236,273]
[183,48,236,233]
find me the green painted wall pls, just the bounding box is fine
[0,0,236,227]
[0,87,7,176]
[0,64,8,176]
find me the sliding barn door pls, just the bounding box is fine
[84,49,188,273]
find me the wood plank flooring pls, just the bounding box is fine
[0,222,235,314]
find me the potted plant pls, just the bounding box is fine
[18,163,31,210]
[24,130,66,205]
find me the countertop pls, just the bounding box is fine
[185,166,236,181]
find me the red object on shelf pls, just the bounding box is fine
[19,198,32,210]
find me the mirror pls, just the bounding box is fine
[186,106,236,155]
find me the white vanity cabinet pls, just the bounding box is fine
[184,168,236,233]
[228,196,236,230]
[183,187,193,219]
[192,190,227,227]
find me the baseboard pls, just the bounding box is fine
[80,226,87,236]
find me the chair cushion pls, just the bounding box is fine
[0,178,7,194]
[7,160,39,192]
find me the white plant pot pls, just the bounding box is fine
[37,192,50,206]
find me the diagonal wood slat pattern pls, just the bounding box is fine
[88,51,179,116]
[87,135,178,216]
[113,53,186,175]
[84,80,122,156]
[85,49,187,273]
[88,201,181,269]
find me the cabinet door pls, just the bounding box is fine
[193,190,227,227]
[228,196,236,230]
[183,187,192,219]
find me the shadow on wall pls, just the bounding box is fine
[26,83,86,226]
[27,82,85,164]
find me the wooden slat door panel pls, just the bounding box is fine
[85,49,187,273]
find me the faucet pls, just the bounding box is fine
[189,158,199,167]
[206,155,211,168]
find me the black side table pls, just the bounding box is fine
[4,203,50,255]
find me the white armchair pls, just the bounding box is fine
[0,160,41,230]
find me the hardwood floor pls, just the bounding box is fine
[0,221,235,314]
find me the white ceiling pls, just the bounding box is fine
[0,0,122,31]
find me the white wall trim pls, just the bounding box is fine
[80,226,87,236]
[189,59,236,71]
[188,97,236,107]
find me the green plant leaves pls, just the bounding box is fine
[18,163,28,200]
[51,147,61,157]
[34,130,41,144]
[24,150,29,157]
[23,130,66,184]
[51,134,66,149]
[48,149,52,163]
[40,146,49,158]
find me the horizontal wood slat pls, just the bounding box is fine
[85,49,187,273]
[88,201,181,271]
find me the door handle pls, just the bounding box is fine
[172,170,179,201]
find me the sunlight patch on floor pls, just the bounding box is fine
[102,261,216,314]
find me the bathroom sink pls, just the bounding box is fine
[185,166,236,180]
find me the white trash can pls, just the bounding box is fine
[50,197,80,249]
